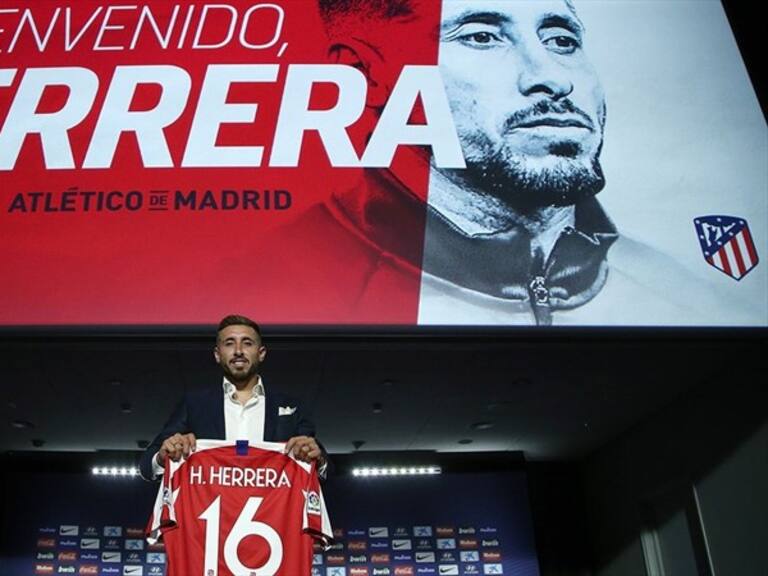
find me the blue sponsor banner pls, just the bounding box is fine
[1,469,537,576]
[319,472,539,576]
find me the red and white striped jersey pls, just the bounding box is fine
[146,439,332,576]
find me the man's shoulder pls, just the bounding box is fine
[610,235,691,273]
[262,202,380,287]
[267,389,301,406]
[600,235,759,325]
[269,202,383,262]
[257,200,422,322]
[263,201,389,305]
[609,235,716,291]
[183,387,221,407]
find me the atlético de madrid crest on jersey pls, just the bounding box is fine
[694,215,759,281]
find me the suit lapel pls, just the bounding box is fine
[264,391,277,441]
[212,388,226,440]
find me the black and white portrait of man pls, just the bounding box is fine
[270,0,766,326]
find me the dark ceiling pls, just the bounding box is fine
[1,331,763,462]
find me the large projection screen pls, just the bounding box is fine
[1,0,765,327]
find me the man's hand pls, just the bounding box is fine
[285,435,324,464]
[157,433,197,467]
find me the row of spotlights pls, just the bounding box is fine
[92,466,139,477]
[352,466,441,477]
[92,465,440,477]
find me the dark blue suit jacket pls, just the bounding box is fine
[139,386,319,481]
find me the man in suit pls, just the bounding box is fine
[139,314,326,481]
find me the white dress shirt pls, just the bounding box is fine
[151,376,267,477]
[223,376,266,442]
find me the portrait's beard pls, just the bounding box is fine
[463,144,605,212]
[450,100,607,214]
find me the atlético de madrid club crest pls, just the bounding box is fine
[694,215,759,281]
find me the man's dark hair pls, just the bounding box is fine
[318,0,583,31]
[317,0,415,23]
[217,314,263,340]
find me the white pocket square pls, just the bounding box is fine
[278,406,297,416]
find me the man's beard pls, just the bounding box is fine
[461,144,605,213]
[448,99,607,214]
[222,360,259,384]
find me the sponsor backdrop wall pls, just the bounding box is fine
[0,0,765,327]
[0,468,538,576]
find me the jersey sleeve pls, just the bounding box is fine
[146,456,182,544]
[302,461,334,549]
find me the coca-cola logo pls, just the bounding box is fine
[37,538,56,548]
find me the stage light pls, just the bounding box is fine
[92,466,140,478]
[351,466,441,478]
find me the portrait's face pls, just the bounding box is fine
[438,0,606,210]
[214,324,266,384]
